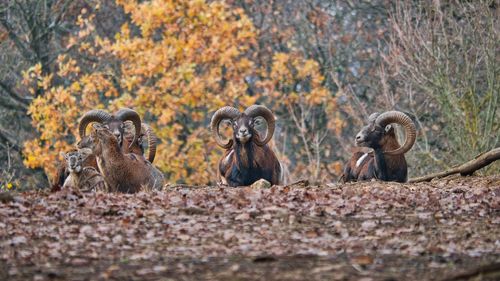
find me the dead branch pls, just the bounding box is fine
[409,148,500,183]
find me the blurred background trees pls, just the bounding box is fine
[383,1,499,176]
[0,0,498,189]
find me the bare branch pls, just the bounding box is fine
[0,126,20,151]
[0,9,35,62]
[0,80,30,107]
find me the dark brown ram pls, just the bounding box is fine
[341,111,416,183]
[211,105,282,187]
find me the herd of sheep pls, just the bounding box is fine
[56,105,417,192]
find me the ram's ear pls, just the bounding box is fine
[252,116,264,126]
[384,124,393,134]
[219,119,232,127]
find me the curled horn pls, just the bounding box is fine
[375,111,417,155]
[244,105,275,146]
[210,106,240,149]
[115,108,141,149]
[141,123,157,163]
[78,110,112,138]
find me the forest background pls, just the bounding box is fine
[0,0,498,189]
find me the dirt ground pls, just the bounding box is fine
[1,175,499,281]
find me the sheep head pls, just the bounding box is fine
[210,105,276,148]
[78,108,141,149]
[355,111,416,155]
[90,123,121,156]
[60,150,84,173]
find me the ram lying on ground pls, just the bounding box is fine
[341,111,417,183]
[90,123,164,193]
[53,139,100,192]
[211,105,282,187]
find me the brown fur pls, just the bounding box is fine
[52,146,98,191]
[342,126,408,183]
[219,142,282,186]
[217,114,281,187]
[91,124,163,193]
[61,150,107,192]
[51,163,69,192]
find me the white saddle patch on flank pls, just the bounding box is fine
[356,153,369,168]
[223,151,234,166]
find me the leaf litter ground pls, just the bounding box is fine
[1,175,499,280]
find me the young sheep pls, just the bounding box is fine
[341,111,417,183]
[52,136,99,191]
[211,105,282,187]
[60,149,107,192]
[90,123,164,193]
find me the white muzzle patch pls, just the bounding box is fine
[236,124,251,142]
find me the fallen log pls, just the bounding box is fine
[409,147,500,183]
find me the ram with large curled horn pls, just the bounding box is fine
[341,111,417,183]
[79,109,157,161]
[78,108,141,151]
[211,105,282,187]
[51,108,159,191]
